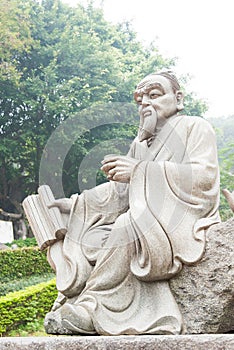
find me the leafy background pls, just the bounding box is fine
[0,0,233,220]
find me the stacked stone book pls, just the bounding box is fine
[23,185,67,250]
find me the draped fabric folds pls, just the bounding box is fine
[48,115,220,335]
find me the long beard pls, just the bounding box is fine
[138,114,158,142]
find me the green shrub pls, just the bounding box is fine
[0,272,55,296]
[6,317,47,336]
[0,247,53,283]
[6,237,37,248]
[0,279,57,335]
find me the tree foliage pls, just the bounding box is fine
[0,0,32,83]
[210,116,234,220]
[0,0,208,212]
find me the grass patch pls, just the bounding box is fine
[5,318,48,336]
[0,272,55,296]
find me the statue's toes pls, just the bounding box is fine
[61,304,96,335]
[44,309,73,335]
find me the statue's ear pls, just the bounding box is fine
[176,91,184,111]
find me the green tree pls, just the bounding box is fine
[0,0,32,82]
[0,0,208,212]
[0,0,33,211]
[209,116,234,220]
[218,142,234,220]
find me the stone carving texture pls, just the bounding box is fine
[0,335,234,350]
[23,71,224,335]
[170,218,234,333]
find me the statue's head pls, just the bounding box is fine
[134,71,184,142]
[134,71,184,113]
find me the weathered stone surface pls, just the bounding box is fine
[44,309,72,335]
[23,71,221,335]
[0,335,234,350]
[170,218,234,334]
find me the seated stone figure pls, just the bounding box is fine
[43,71,220,335]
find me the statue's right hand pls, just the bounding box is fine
[47,198,73,213]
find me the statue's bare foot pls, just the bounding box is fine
[44,309,73,335]
[61,304,96,335]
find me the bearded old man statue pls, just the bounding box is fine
[36,71,221,335]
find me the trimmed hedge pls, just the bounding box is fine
[0,279,57,335]
[0,272,55,296]
[6,237,37,248]
[0,247,53,283]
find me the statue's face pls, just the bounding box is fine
[134,75,179,141]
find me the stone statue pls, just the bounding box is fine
[26,71,221,335]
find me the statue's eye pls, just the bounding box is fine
[136,96,142,105]
[149,89,163,99]
[149,92,160,99]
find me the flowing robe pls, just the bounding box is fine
[48,114,220,335]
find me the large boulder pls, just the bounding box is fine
[170,218,234,334]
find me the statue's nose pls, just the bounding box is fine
[142,94,151,106]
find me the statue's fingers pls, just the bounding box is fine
[47,200,58,208]
[108,168,116,176]
[108,166,126,177]
[101,156,119,165]
[112,171,129,183]
[48,199,69,211]
[101,161,116,173]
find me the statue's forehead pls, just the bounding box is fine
[135,80,165,96]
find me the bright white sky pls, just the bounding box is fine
[63,0,234,118]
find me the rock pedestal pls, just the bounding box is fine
[0,335,234,350]
[170,218,234,334]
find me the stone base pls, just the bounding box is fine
[0,335,233,350]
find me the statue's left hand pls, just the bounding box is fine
[47,198,73,213]
[101,155,139,183]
